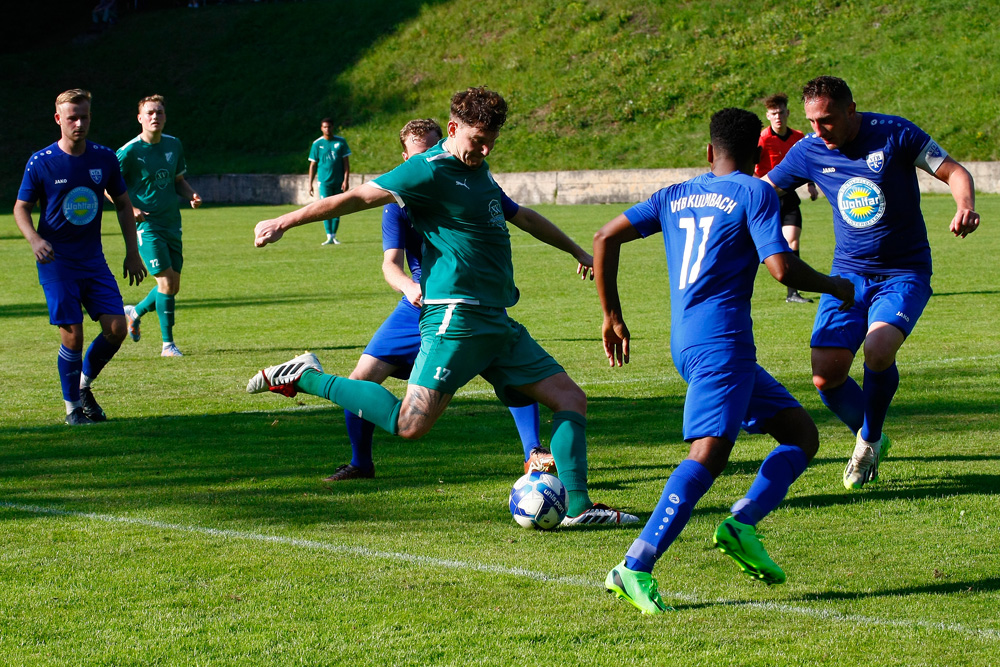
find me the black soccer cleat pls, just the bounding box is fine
[322,463,376,482]
[65,407,95,426]
[79,387,107,422]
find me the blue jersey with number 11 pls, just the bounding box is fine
[624,172,788,358]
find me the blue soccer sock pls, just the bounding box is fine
[135,286,158,318]
[818,377,864,434]
[81,332,122,384]
[509,403,541,461]
[58,345,82,405]
[860,362,899,442]
[625,459,715,573]
[345,409,376,470]
[731,444,809,526]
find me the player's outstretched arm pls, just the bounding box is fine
[764,253,854,311]
[593,214,642,367]
[933,157,980,238]
[13,200,54,264]
[111,191,147,286]
[254,183,395,247]
[508,206,594,279]
[382,248,422,307]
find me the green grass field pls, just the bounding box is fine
[1,197,998,665]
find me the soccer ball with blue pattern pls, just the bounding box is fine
[509,471,567,530]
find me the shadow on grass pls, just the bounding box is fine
[789,576,1000,601]
[0,394,996,528]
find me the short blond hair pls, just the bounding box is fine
[55,89,91,109]
[399,118,443,149]
[138,94,166,112]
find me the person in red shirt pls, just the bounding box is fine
[755,93,819,303]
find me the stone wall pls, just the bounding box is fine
[188,162,1000,207]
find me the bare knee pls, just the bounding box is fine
[103,316,127,345]
[811,347,854,392]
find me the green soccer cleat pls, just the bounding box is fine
[604,560,673,614]
[713,516,786,585]
[843,431,892,489]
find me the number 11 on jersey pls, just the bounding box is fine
[678,216,714,289]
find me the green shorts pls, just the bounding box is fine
[410,303,564,406]
[137,226,183,275]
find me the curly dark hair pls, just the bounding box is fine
[801,76,853,106]
[450,87,507,132]
[709,108,762,163]
[398,118,443,149]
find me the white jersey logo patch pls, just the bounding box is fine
[456,179,470,190]
[89,169,103,184]
[165,151,174,163]
[866,151,885,173]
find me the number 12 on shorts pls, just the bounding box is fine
[678,215,713,289]
[434,367,451,381]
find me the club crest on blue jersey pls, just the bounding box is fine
[837,177,885,229]
[866,151,885,173]
[89,168,102,184]
[62,186,100,226]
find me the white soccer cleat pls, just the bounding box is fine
[161,343,184,357]
[843,431,891,489]
[124,305,141,342]
[560,503,639,527]
[246,352,323,397]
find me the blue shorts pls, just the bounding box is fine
[41,268,125,326]
[679,346,800,443]
[362,298,422,379]
[811,273,932,352]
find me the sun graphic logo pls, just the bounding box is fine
[61,186,100,226]
[837,177,885,228]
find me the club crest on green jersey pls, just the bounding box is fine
[488,199,505,227]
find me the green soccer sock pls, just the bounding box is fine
[323,218,340,236]
[155,291,175,342]
[135,286,158,318]
[550,410,592,516]
[296,369,401,435]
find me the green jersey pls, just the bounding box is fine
[371,141,517,308]
[309,135,350,187]
[117,134,187,230]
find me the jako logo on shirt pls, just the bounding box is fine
[837,177,885,228]
[62,187,100,226]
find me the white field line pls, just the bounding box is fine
[3,501,998,641]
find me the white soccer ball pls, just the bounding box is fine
[509,471,568,530]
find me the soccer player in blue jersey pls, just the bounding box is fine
[14,89,147,425]
[594,108,855,614]
[250,87,634,525]
[326,118,551,481]
[763,76,981,490]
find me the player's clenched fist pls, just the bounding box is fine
[254,219,285,247]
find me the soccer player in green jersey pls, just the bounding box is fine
[308,118,351,245]
[250,87,637,526]
[117,95,201,357]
